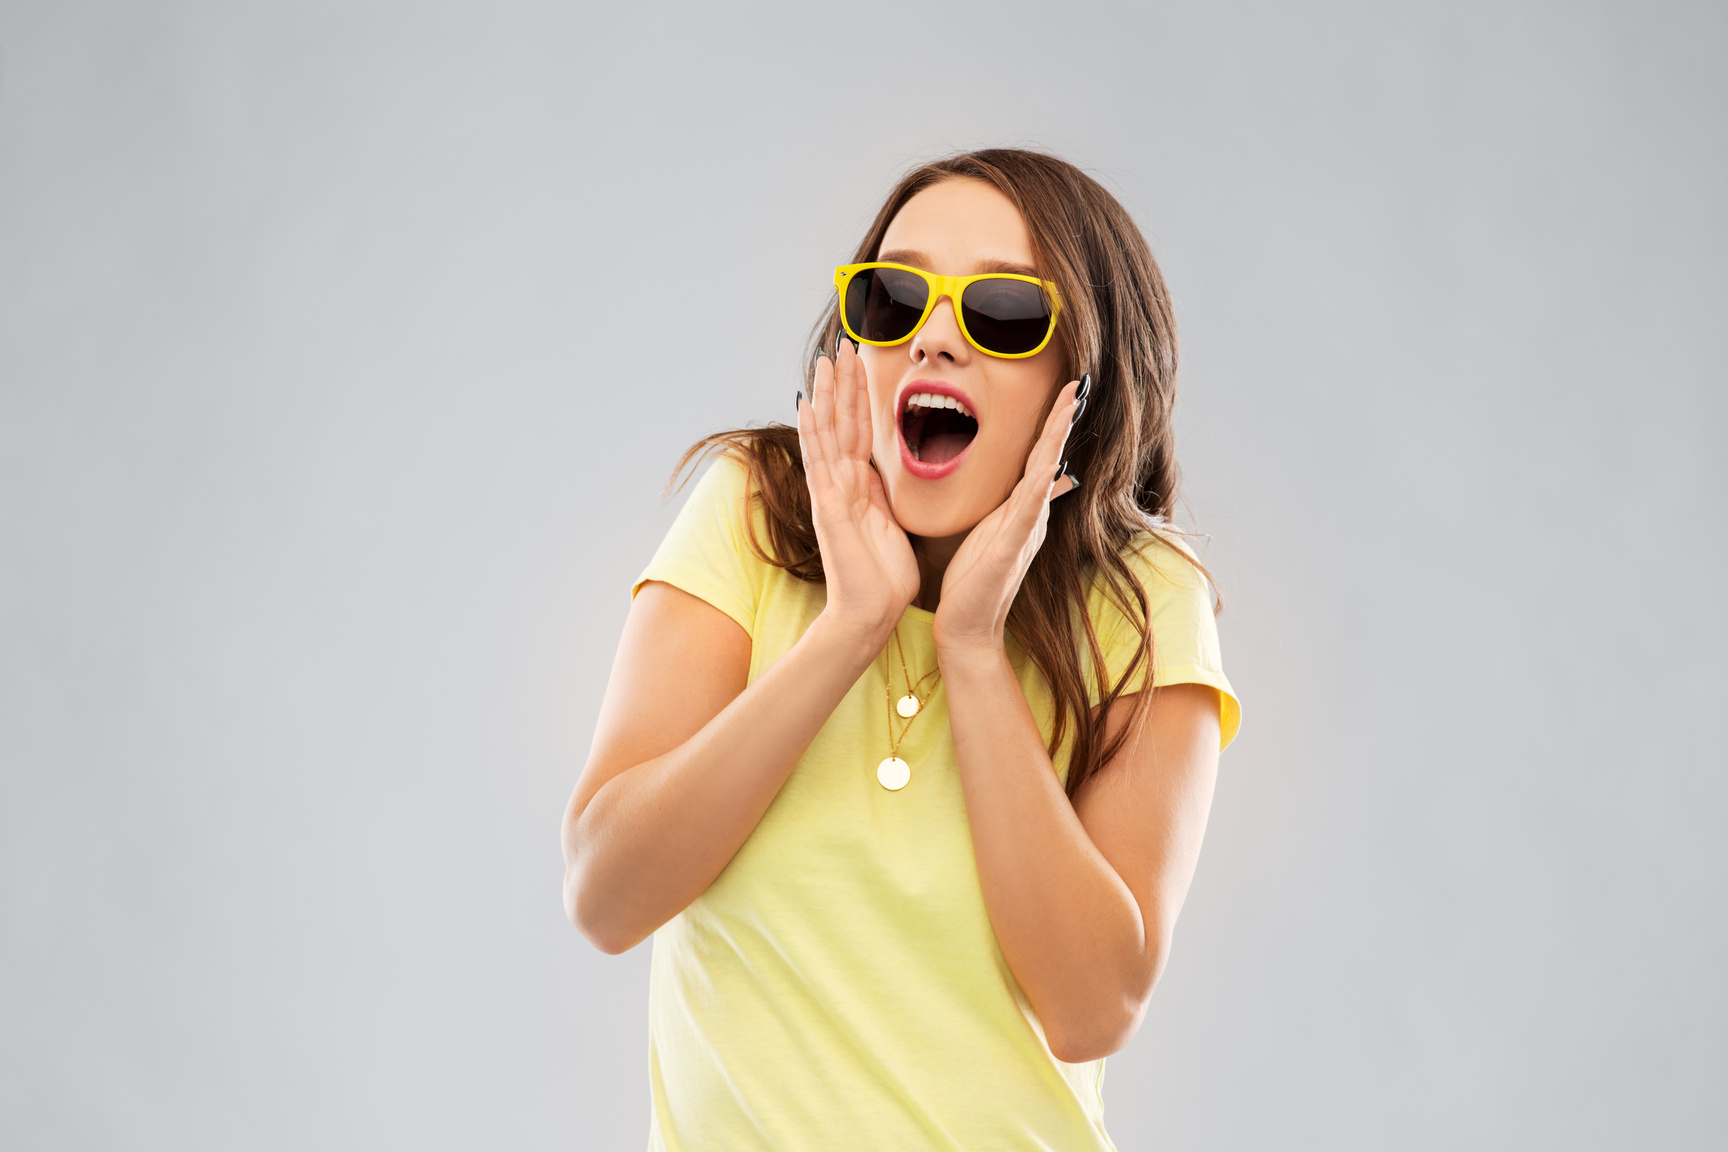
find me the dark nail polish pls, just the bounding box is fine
[1054,459,1069,482]
[1066,472,1082,491]
[796,390,804,407]
[1077,372,1092,402]
[1070,396,1088,425]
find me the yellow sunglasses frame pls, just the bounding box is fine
[833,262,1063,360]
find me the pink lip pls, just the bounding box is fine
[895,380,980,480]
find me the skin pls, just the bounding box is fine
[562,178,1221,1064]
[857,177,1073,608]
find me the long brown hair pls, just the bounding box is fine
[673,148,1217,798]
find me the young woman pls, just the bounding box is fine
[562,148,1241,1150]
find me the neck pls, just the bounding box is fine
[910,530,968,612]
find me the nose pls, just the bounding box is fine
[907,294,972,367]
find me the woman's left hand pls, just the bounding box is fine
[932,379,1083,656]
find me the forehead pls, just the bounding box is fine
[877,178,1035,275]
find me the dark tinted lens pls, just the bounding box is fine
[845,267,929,343]
[961,277,1052,354]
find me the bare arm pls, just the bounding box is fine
[563,341,917,953]
[561,581,884,954]
[932,378,1220,1062]
[940,661,1220,1063]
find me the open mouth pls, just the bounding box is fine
[900,391,979,465]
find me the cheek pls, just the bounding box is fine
[983,372,1060,459]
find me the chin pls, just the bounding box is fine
[895,505,976,541]
[883,476,992,541]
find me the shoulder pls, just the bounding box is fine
[632,451,770,635]
[1089,527,1215,625]
[669,450,766,548]
[1086,526,1241,749]
[1126,528,1209,585]
[686,448,754,505]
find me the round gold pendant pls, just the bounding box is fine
[896,694,921,718]
[876,756,911,791]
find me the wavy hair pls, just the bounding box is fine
[672,148,1217,798]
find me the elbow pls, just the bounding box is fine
[1046,1005,1144,1064]
[563,859,646,956]
[583,925,642,957]
[1044,955,1164,1064]
[562,804,644,955]
[567,883,643,955]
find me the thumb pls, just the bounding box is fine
[864,461,903,524]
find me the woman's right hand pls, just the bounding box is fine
[796,338,920,642]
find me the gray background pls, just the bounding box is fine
[2,1,1723,1148]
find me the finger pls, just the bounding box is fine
[1014,380,1082,510]
[1043,378,1083,466]
[833,339,860,459]
[855,341,878,459]
[983,380,1078,539]
[800,353,835,474]
[810,346,841,468]
[850,340,880,461]
[851,354,876,461]
[796,384,815,471]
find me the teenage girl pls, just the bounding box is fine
[562,148,1242,1151]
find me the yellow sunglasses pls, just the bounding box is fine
[834,262,1062,359]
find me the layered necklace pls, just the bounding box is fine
[876,623,942,791]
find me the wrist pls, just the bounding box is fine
[933,631,1010,674]
[808,607,899,667]
[932,606,1008,662]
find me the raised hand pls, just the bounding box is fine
[795,339,921,641]
[931,378,1083,656]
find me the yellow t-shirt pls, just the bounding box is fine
[631,455,1240,1152]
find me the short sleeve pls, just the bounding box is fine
[631,454,765,637]
[1091,532,1242,751]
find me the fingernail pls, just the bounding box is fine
[1054,459,1069,482]
[1077,372,1091,401]
[1069,395,1088,425]
[1066,471,1082,491]
[796,389,804,407]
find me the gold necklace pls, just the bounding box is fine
[877,623,942,791]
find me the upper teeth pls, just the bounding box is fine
[905,392,975,419]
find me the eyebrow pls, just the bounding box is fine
[876,249,1041,279]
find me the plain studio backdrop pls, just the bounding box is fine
[2,1,1724,1148]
